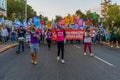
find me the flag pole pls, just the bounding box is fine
[25,0,27,26]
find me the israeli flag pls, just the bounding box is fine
[22,19,27,28]
[99,24,103,29]
[28,19,33,27]
[0,17,4,24]
[52,19,55,28]
[14,19,22,28]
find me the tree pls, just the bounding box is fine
[55,15,62,23]
[107,4,120,28]
[75,10,85,18]
[7,0,37,21]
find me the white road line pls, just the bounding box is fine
[74,45,116,67]
[94,56,115,67]
[74,45,81,49]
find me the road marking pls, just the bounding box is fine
[94,55,115,67]
[74,45,116,67]
[74,45,81,49]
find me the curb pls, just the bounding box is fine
[0,43,18,53]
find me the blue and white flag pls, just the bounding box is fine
[99,24,106,35]
[14,19,22,28]
[52,19,55,28]
[28,19,33,27]
[22,19,27,28]
[73,24,79,30]
[99,24,103,29]
[0,17,4,24]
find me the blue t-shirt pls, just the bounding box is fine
[18,29,26,37]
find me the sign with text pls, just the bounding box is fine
[52,29,84,40]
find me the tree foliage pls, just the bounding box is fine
[75,9,85,18]
[55,15,62,23]
[7,0,36,21]
[107,4,120,27]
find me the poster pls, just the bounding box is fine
[33,17,40,28]
[78,18,84,26]
[47,21,52,29]
[52,29,84,40]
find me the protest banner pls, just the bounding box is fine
[64,17,69,25]
[40,19,44,25]
[47,21,52,29]
[69,16,74,24]
[65,30,84,40]
[58,18,65,26]
[73,15,78,24]
[52,29,57,40]
[52,29,84,40]
[85,21,92,26]
[78,18,84,26]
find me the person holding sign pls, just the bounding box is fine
[84,27,93,56]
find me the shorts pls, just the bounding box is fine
[30,43,39,54]
[111,37,118,42]
[105,36,110,41]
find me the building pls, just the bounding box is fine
[0,0,7,16]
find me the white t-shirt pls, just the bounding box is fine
[84,32,91,43]
[1,29,8,37]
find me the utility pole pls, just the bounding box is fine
[25,0,27,25]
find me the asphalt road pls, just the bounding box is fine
[0,43,120,80]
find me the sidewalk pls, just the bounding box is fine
[0,43,18,53]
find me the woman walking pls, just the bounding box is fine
[46,29,52,50]
[56,25,66,64]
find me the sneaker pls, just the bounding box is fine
[61,60,65,64]
[16,50,20,54]
[84,53,86,56]
[90,53,94,57]
[31,60,34,64]
[34,61,37,65]
[111,45,113,48]
[116,46,120,48]
[57,56,60,61]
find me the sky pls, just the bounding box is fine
[27,0,120,20]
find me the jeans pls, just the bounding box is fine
[57,41,64,59]
[84,42,92,53]
[11,34,16,43]
[1,36,7,44]
[92,37,96,44]
[18,41,24,52]
[47,39,52,49]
